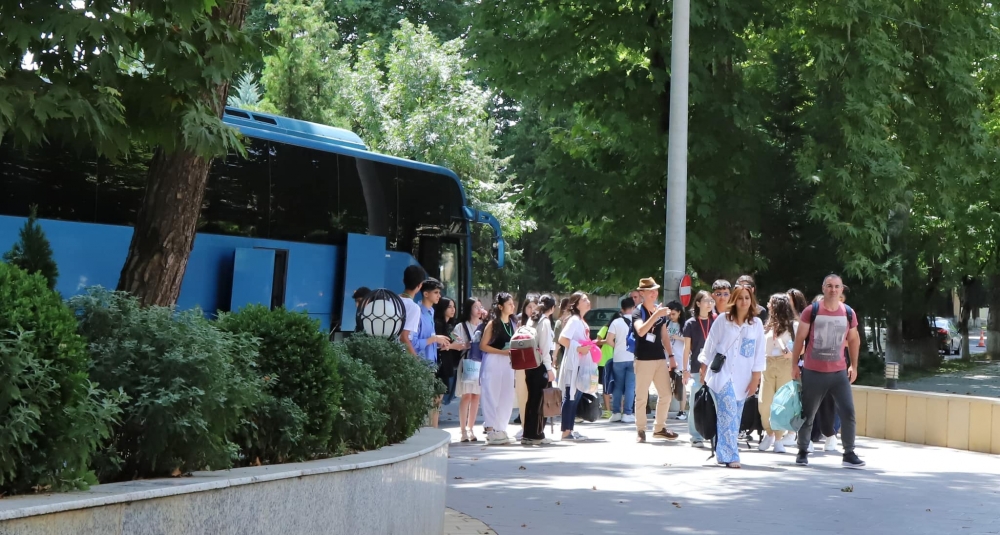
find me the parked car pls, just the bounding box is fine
[584,308,620,340]
[929,317,962,355]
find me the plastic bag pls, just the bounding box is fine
[575,357,599,394]
[769,380,803,432]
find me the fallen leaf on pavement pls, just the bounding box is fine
[519,466,526,470]
[592,486,597,490]
[841,485,854,493]
[454,476,463,480]
[487,506,493,509]
[672,502,681,508]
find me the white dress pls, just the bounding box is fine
[454,321,482,396]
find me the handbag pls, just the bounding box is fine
[576,393,600,422]
[670,369,684,402]
[709,353,727,373]
[461,358,481,382]
[542,386,563,418]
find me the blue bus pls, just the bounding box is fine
[0,107,505,332]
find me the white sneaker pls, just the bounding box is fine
[692,440,705,448]
[782,432,798,446]
[610,413,623,422]
[758,434,775,452]
[487,430,507,445]
[773,441,787,454]
[676,412,688,421]
[806,442,814,453]
[824,435,839,452]
[515,429,524,441]
[622,414,636,424]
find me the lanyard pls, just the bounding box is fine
[697,316,712,339]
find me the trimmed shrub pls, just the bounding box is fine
[70,288,264,481]
[343,335,439,444]
[218,305,341,461]
[3,205,59,290]
[330,343,388,453]
[0,263,120,494]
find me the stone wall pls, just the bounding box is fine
[0,429,449,535]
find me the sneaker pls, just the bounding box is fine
[738,431,748,441]
[795,450,809,465]
[515,429,524,441]
[842,452,866,469]
[773,441,786,454]
[637,430,647,443]
[622,414,636,424]
[601,410,612,419]
[758,434,775,452]
[824,435,839,452]
[676,412,688,421]
[653,427,679,440]
[563,431,587,441]
[521,437,554,446]
[692,439,705,448]
[782,432,798,446]
[806,442,814,453]
[610,413,623,422]
[487,430,507,445]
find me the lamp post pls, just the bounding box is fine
[885,362,900,390]
[663,0,690,304]
[356,289,406,340]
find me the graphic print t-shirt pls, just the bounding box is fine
[801,303,858,372]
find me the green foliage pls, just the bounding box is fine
[3,206,59,290]
[71,288,265,481]
[259,0,350,126]
[0,263,121,495]
[227,72,265,111]
[218,305,342,460]
[343,335,438,444]
[329,343,389,453]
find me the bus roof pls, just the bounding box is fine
[222,107,469,206]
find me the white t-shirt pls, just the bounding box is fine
[667,320,686,371]
[697,316,766,402]
[607,317,634,363]
[402,295,421,344]
[765,321,799,357]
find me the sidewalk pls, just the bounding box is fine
[901,360,1000,397]
[442,409,1000,534]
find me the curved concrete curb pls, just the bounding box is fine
[0,429,450,535]
[444,508,497,535]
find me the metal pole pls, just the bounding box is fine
[663,0,689,304]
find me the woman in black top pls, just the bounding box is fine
[434,297,461,406]
[479,292,518,445]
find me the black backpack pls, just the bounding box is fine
[692,384,718,458]
[740,394,764,443]
[576,393,601,422]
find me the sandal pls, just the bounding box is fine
[460,429,470,443]
[469,429,479,442]
[724,462,742,469]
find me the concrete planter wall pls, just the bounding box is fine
[0,429,449,535]
[853,386,1000,454]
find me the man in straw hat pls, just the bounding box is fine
[631,277,680,443]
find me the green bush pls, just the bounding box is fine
[218,305,341,461]
[343,335,439,444]
[3,205,59,290]
[330,343,388,453]
[0,263,120,494]
[70,288,264,481]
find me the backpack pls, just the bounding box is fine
[623,319,636,354]
[692,384,718,458]
[510,325,543,370]
[464,322,487,362]
[805,302,854,348]
[740,394,764,443]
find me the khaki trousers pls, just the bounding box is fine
[759,356,794,438]
[635,359,671,433]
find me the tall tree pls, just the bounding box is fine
[116,1,257,306]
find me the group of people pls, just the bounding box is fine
[394,264,866,470]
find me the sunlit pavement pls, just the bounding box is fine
[440,409,1000,534]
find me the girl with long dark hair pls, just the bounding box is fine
[433,296,460,408]
[698,284,767,468]
[522,295,558,445]
[556,292,593,441]
[453,298,484,442]
[479,292,518,445]
[513,295,539,435]
[683,290,716,446]
[757,293,798,453]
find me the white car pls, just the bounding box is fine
[930,317,963,355]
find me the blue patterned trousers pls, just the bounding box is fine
[713,381,745,464]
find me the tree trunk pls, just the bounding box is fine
[989,274,1000,359]
[959,277,974,361]
[117,2,249,306]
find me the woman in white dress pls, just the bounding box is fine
[453,298,484,442]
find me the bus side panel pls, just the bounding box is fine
[339,233,388,332]
[0,215,130,296]
[0,216,340,330]
[384,251,420,295]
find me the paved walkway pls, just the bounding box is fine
[441,409,1000,534]
[901,360,1000,398]
[443,508,497,535]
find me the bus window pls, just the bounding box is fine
[96,144,152,227]
[0,141,98,222]
[439,241,461,301]
[200,138,270,237]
